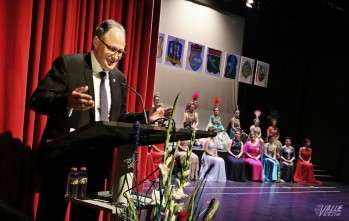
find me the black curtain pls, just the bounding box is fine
[238,1,349,182]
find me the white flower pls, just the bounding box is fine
[177,169,190,179]
[175,178,182,186]
[171,188,188,200]
[182,181,190,188]
[159,164,170,185]
[166,155,173,165]
[149,189,164,206]
[183,169,190,177]
[174,202,185,211]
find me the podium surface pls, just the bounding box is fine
[47,121,216,150]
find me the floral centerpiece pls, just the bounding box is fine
[125,93,219,221]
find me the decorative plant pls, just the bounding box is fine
[125,93,219,221]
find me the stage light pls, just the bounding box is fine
[246,0,254,8]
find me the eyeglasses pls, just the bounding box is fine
[97,36,126,56]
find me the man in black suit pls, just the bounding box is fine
[30,19,169,221]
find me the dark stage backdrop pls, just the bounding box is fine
[0,0,161,220]
[238,2,349,182]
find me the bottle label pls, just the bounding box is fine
[79,178,88,184]
[71,179,79,185]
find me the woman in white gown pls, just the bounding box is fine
[199,136,226,182]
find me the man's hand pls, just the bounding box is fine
[67,86,94,110]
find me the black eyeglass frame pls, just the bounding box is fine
[97,36,126,56]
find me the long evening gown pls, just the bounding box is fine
[262,143,280,182]
[176,140,199,180]
[294,147,321,184]
[266,126,282,157]
[243,141,263,181]
[225,139,246,181]
[206,115,230,150]
[199,140,226,182]
[280,146,295,182]
[229,118,240,139]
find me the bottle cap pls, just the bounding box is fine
[80,167,86,171]
[71,167,78,171]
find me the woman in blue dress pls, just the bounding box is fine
[262,135,281,182]
[225,130,246,181]
[199,136,226,182]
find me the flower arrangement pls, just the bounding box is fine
[125,93,220,221]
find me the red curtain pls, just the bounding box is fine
[0,0,161,219]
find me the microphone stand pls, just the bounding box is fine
[120,82,149,217]
[120,83,148,124]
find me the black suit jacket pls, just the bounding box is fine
[29,53,143,161]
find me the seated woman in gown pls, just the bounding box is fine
[176,140,199,181]
[146,92,165,181]
[249,110,263,144]
[294,139,321,184]
[183,91,203,147]
[262,135,281,182]
[183,91,199,130]
[199,136,226,182]
[225,130,246,181]
[266,118,282,159]
[243,132,263,181]
[280,137,295,182]
[229,106,242,138]
[229,106,248,142]
[206,97,230,150]
[150,144,164,168]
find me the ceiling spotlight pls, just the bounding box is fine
[246,0,254,8]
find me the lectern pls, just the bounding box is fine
[46,121,216,218]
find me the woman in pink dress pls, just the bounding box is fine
[294,139,321,184]
[243,132,263,181]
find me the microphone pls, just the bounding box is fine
[120,83,148,124]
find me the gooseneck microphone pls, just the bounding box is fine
[120,83,148,124]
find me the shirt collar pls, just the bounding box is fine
[91,51,107,78]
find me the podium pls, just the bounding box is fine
[46,121,216,218]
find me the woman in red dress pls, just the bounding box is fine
[294,139,321,184]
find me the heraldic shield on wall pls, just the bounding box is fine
[224,52,241,80]
[238,56,255,84]
[165,35,185,68]
[254,60,270,88]
[186,41,204,72]
[205,47,222,76]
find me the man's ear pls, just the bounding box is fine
[93,36,98,48]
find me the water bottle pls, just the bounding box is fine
[65,167,78,198]
[78,167,88,199]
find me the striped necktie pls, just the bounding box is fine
[100,71,109,121]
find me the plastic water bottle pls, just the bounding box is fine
[65,167,78,198]
[78,167,88,199]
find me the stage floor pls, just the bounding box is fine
[188,180,349,220]
[144,180,349,221]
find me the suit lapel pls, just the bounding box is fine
[109,70,120,121]
[83,53,95,119]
